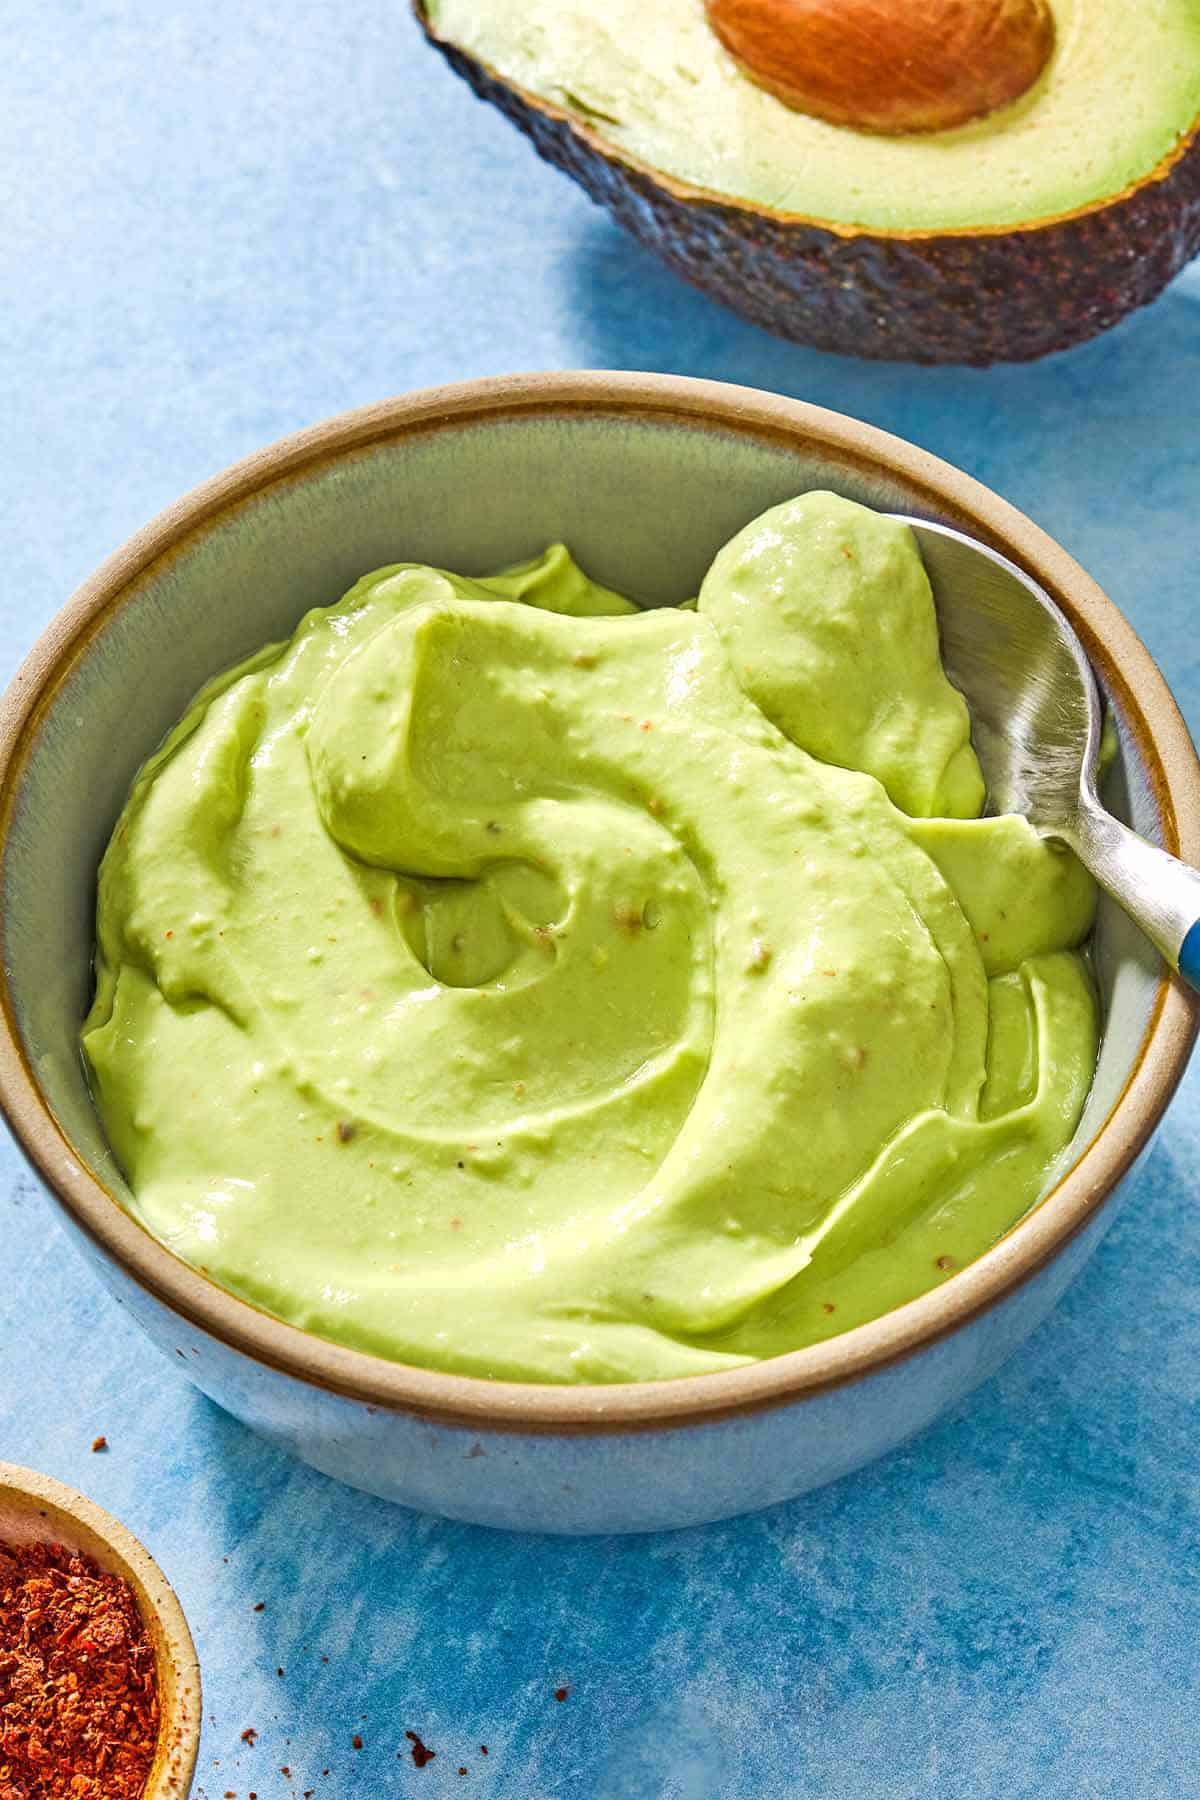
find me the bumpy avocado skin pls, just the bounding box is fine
[416,4,1200,367]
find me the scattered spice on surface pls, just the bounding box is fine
[554,1687,569,1702]
[935,1254,957,1271]
[89,1436,108,1453]
[280,1767,290,1778]
[252,1602,265,1613]
[480,1745,488,1755]
[352,1735,363,1750]
[458,1768,468,1777]
[276,1667,284,1678]
[0,1537,159,1800]
[240,1727,258,1744]
[405,1730,436,1768]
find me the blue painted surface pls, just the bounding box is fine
[2,3,1199,1793]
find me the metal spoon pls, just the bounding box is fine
[893,515,1200,990]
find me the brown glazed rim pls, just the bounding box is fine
[0,373,1197,1435]
[414,0,1200,244]
[0,1462,201,1798]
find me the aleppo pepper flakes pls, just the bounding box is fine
[0,1538,159,1800]
[405,1730,436,1768]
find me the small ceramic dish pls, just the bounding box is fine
[0,1462,200,1797]
[0,373,1197,1533]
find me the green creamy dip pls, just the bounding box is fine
[83,494,1099,1384]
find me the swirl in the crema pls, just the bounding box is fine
[84,502,1099,1381]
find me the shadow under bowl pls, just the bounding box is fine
[0,373,1197,1532]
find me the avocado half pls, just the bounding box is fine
[415,1,1200,367]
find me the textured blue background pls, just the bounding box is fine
[2,5,1199,1796]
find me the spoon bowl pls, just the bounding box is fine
[900,515,1200,988]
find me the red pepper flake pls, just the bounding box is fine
[821,1302,836,1315]
[252,1601,265,1612]
[458,1768,468,1777]
[352,1734,363,1749]
[90,1435,108,1452]
[480,1745,489,1754]
[555,1687,569,1702]
[0,1536,159,1799]
[240,1727,258,1744]
[405,1730,437,1768]
[280,1766,291,1777]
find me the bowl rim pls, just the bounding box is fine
[0,1460,201,1799]
[1,370,1197,1435]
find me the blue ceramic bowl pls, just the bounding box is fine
[1,374,1196,1533]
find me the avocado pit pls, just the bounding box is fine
[704,0,1056,134]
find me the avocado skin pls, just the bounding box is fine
[417,4,1200,367]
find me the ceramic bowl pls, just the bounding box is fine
[0,1462,200,1796]
[0,374,1196,1534]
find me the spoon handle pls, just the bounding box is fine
[1071,793,1200,990]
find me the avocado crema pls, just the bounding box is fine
[425,0,1200,231]
[83,494,1099,1384]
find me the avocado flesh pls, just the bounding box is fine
[427,0,1200,232]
